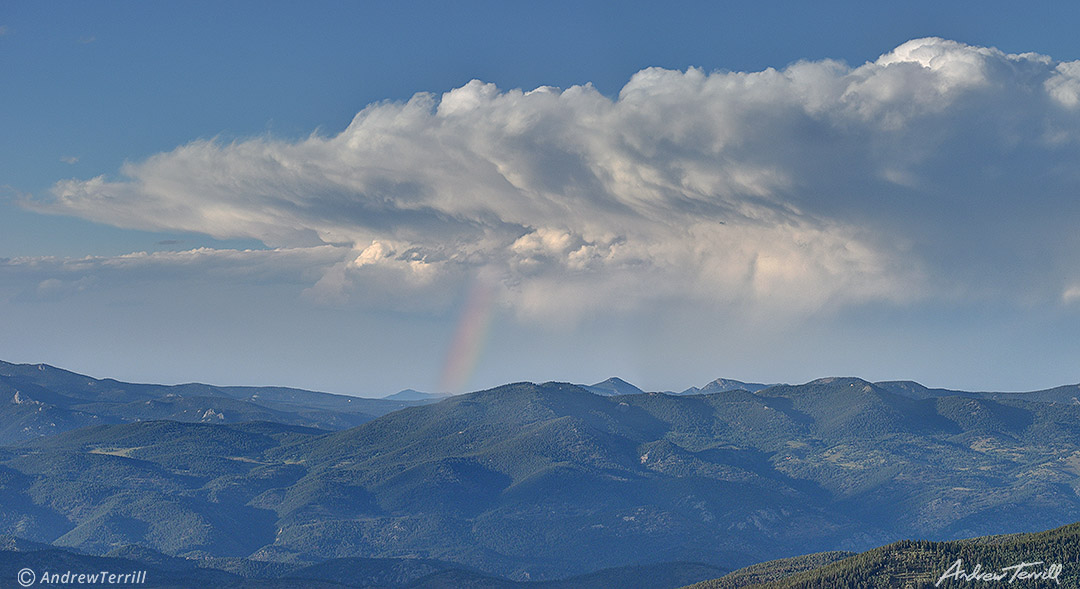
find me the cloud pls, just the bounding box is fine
[1064,285,1080,305]
[0,246,351,301]
[30,38,1080,320]
[60,156,79,164]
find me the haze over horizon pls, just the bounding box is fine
[4,2,1080,397]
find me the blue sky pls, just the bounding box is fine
[4,2,1080,395]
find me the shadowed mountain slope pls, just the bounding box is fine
[687,521,1080,588]
[0,360,437,443]
[4,368,1080,581]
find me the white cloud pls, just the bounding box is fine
[1046,61,1080,109]
[28,38,1080,320]
[34,276,96,301]
[1064,285,1080,305]
[0,246,351,300]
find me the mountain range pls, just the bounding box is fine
[581,377,773,397]
[0,360,442,444]
[3,361,1080,585]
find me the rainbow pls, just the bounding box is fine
[439,277,496,393]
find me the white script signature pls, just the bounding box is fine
[935,559,1062,586]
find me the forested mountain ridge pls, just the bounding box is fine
[4,363,1080,582]
[0,360,436,443]
[687,521,1080,588]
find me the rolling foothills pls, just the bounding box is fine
[3,360,1079,587]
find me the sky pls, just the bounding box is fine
[4,1,1080,396]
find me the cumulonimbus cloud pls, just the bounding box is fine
[29,38,1080,319]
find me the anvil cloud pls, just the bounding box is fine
[30,38,1080,321]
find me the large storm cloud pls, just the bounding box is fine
[28,38,1080,320]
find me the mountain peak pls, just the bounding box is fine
[678,378,771,395]
[383,389,450,401]
[581,377,645,396]
[807,377,872,387]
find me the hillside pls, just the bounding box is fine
[4,367,1080,582]
[0,538,726,589]
[0,360,436,443]
[683,552,853,588]
[686,521,1080,588]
